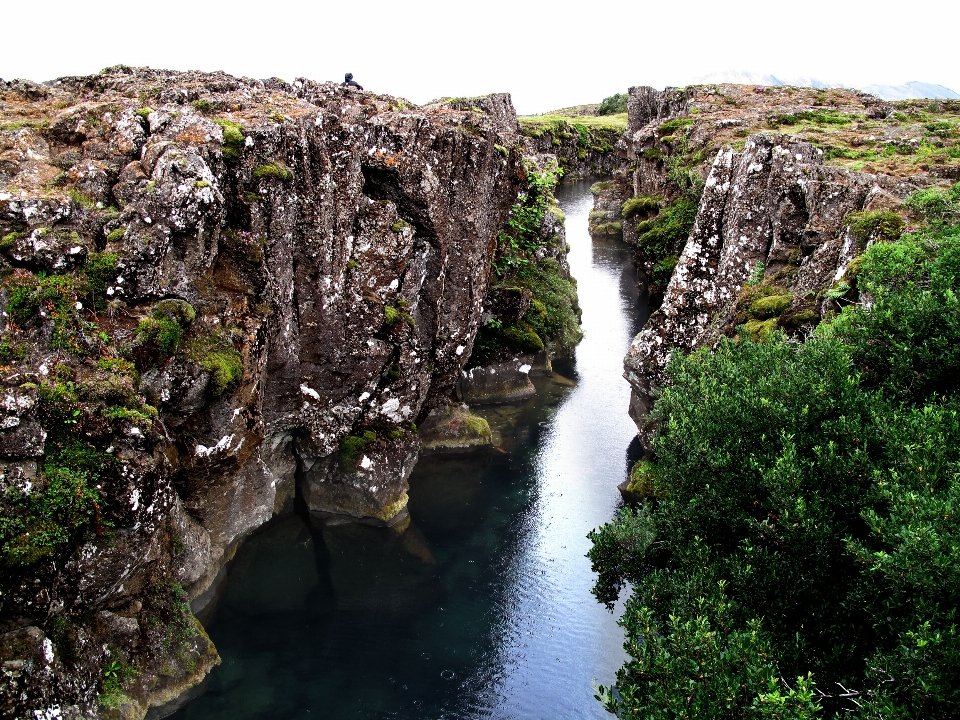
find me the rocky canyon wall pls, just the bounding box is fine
[607,84,938,438]
[0,67,542,719]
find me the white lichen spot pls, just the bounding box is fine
[456,345,465,356]
[42,638,55,664]
[360,455,374,470]
[518,364,532,374]
[300,384,321,400]
[196,434,235,458]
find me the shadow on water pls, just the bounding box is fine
[171,179,648,720]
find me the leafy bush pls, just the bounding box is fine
[598,93,628,116]
[903,182,960,224]
[636,196,699,261]
[495,163,562,274]
[588,218,960,718]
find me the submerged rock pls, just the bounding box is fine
[418,403,493,453]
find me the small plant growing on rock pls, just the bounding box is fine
[340,430,377,466]
[253,162,293,181]
[845,209,905,243]
[213,119,245,163]
[134,299,196,364]
[185,331,243,397]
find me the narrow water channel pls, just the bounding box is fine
[171,179,649,720]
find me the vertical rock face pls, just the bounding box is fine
[0,67,535,718]
[623,133,914,432]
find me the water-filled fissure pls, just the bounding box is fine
[172,180,648,720]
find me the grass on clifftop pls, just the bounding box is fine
[519,113,628,136]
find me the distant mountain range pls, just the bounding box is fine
[690,71,959,101]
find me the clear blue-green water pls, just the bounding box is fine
[171,180,648,720]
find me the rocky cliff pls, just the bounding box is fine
[519,114,625,180]
[609,84,960,437]
[0,66,559,719]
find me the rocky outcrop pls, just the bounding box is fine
[0,66,555,718]
[520,117,622,179]
[623,133,915,434]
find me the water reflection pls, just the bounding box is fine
[171,179,647,720]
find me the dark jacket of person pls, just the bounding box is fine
[341,73,363,90]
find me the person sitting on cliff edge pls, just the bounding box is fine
[341,73,364,90]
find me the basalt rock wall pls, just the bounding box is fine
[623,133,915,435]
[0,67,530,719]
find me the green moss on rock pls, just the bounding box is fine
[253,162,293,181]
[622,195,662,219]
[213,119,244,163]
[749,293,793,319]
[743,317,778,342]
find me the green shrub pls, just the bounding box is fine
[598,93,628,116]
[253,162,293,181]
[827,224,960,402]
[649,254,679,292]
[625,460,664,497]
[588,217,960,719]
[904,183,960,224]
[636,196,698,261]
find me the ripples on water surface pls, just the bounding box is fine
[172,180,649,720]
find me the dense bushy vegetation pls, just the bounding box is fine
[589,208,960,718]
[598,93,628,116]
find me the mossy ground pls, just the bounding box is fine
[641,85,960,180]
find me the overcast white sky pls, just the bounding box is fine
[3,0,957,115]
